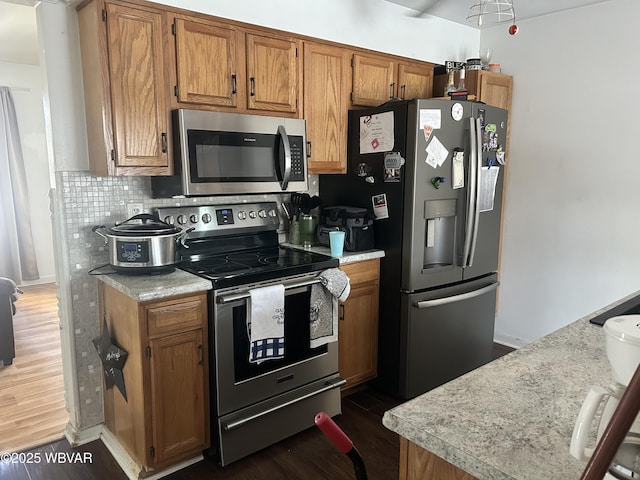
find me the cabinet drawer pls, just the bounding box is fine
[146,294,206,337]
[340,259,380,286]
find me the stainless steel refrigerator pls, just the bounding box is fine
[319,99,507,399]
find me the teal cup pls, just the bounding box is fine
[329,231,345,257]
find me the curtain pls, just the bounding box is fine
[0,87,39,283]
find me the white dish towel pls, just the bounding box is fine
[247,284,285,364]
[309,268,350,348]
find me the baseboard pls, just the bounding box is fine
[101,428,203,480]
[18,276,57,287]
[493,333,526,349]
[64,422,103,447]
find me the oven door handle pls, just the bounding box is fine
[217,278,322,304]
[222,377,347,432]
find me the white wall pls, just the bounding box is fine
[481,0,640,345]
[0,61,56,284]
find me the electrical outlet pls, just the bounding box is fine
[127,203,144,218]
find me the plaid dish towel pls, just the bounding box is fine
[247,284,285,363]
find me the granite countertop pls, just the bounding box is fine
[98,268,212,302]
[281,243,385,265]
[382,290,640,480]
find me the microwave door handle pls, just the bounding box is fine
[277,125,292,191]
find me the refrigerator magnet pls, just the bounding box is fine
[372,194,389,220]
[451,103,464,122]
[383,152,404,183]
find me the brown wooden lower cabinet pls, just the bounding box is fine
[338,258,380,392]
[399,438,478,480]
[98,281,210,472]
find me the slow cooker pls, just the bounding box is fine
[92,214,192,274]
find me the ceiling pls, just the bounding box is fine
[0,0,613,66]
[384,0,612,26]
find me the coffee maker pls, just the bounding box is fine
[570,315,640,478]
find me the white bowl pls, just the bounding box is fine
[604,315,640,386]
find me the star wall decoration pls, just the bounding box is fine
[92,317,129,401]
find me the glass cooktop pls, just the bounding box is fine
[179,246,339,289]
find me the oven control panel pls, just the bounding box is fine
[156,202,279,237]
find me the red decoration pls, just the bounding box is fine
[509,24,519,35]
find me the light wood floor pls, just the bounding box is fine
[0,282,68,454]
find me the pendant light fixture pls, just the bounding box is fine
[466,0,516,27]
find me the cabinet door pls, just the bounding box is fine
[476,71,512,110]
[351,53,395,107]
[304,42,350,174]
[174,18,239,108]
[246,33,300,113]
[149,329,207,463]
[397,62,433,100]
[339,282,379,388]
[105,3,168,169]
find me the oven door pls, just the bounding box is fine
[177,109,308,195]
[212,274,340,416]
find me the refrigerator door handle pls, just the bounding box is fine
[468,117,483,266]
[462,117,478,266]
[414,281,500,309]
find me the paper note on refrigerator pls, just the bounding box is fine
[452,151,464,189]
[359,112,394,154]
[478,166,500,212]
[425,135,448,168]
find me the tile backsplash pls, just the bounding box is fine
[55,170,319,429]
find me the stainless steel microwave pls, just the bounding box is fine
[151,109,308,197]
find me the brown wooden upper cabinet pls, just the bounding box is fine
[304,42,351,174]
[245,33,301,114]
[170,15,301,116]
[351,53,433,107]
[77,0,172,176]
[172,17,241,108]
[434,70,513,111]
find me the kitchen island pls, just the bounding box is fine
[382,291,640,480]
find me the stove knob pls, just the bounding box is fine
[248,211,257,219]
[177,214,187,225]
[190,214,199,224]
[268,209,277,218]
[237,211,247,220]
[164,215,175,225]
[258,209,267,218]
[202,213,212,224]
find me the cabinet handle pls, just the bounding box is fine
[339,303,345,321]
[401,85,406,99]
[231,74,237,95]
[306,141,312,158]
[389,82,395,99]
[161,133,167,153]
[198,344,204,366]
[250,77,255,96]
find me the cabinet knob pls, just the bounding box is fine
[198,344,204,366]
[339,303,345,321]
[389,83,395,99]
[231,74,237,95]
[401,85,406,99]
[306,141,312,158]
[161,133,167,153]
[250,77,255,96]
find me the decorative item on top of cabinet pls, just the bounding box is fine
[98,281,209,472]
[351,53,434,107]
[304,42,351,174]
[76,0,172,176]
[338,258,380,392]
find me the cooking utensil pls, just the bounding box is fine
[92,213,193,275]
[282,202,292,220]
[302,195,321,214]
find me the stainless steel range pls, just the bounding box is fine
[156,202,343,466]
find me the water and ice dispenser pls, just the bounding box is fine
[423,199,458,269]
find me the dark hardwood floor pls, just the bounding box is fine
[0,344,515,480]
